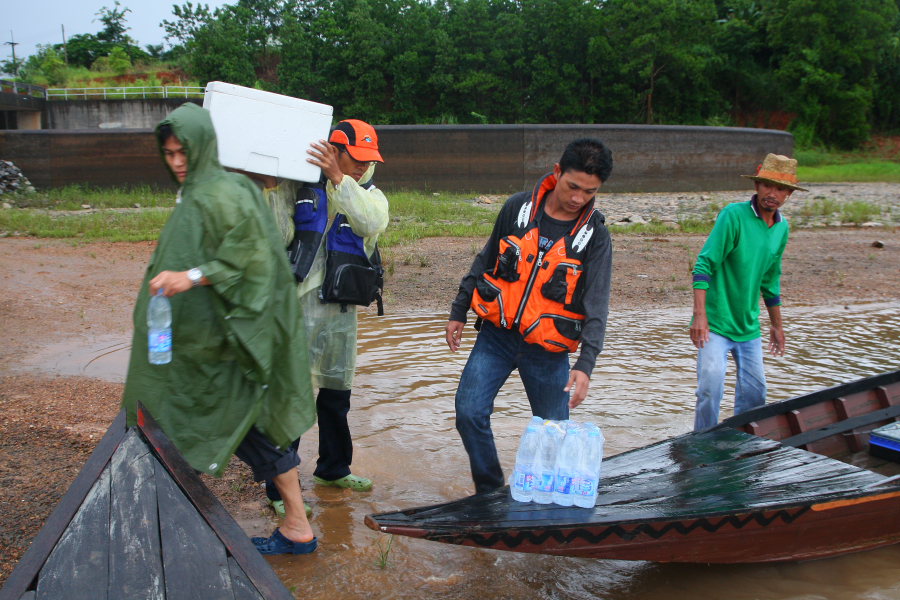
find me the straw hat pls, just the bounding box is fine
[742,153,807,191]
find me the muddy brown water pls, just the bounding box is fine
[16,302,900,599]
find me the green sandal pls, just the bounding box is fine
[313,474,373,492]
[267,498,313,517]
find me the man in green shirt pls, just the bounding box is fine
[122,103,318,555]
[689,153,806,431]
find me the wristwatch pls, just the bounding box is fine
[187,267,204,287]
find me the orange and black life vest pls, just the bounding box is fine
[470,174,600,352]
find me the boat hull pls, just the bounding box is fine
[374,492,900,563]
[367,370,900,563]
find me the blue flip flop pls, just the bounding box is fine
[251,528,318,555]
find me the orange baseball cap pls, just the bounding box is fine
[329,119,384,163]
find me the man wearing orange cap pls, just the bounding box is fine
[690,153,806,431]
[257,119,388,506]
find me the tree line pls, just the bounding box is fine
[11,0,900,149]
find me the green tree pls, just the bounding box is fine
[765,0,898,148]
[872,2,900,133]
[96,1,133,45]
[108,46,132,75]
[145,44,165,59]
[599,0,720,124]
[433,0,526,123]
[710,0,781,125]
[24,45,69,86]
[522,0,602,123]
[63,33,113,68]
[1,57,25,78]
[165,0,291,87]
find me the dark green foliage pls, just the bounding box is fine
[64,34,115,68]
[96,2,133,45]
[763,0,898,148]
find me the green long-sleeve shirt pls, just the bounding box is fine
[692,198,789,341]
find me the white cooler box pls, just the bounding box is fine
[203,81,334,183]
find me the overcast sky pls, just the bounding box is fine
[6,0,234,62]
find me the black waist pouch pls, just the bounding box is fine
[320,245,384,315]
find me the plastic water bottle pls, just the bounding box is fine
[510,416,543,502]
[552,422,582,506]
[147,290,172,365]
[532,420,564,504]
[574,422,605,508]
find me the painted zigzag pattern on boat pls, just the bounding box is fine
[431,506,812,550]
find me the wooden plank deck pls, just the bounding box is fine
[373,428,893,531]
[0,407,291,600]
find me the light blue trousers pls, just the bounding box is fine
[694,332,767,431]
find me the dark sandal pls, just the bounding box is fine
[251,528,318,555]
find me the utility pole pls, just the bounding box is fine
[61,25,68,64]
[4,30,20,77]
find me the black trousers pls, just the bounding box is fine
[265,387,353,501]
[313,387,353,480]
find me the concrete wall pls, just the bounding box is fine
[43,99,201,130]
[377,124,793,192]
[1,129,171,189]
[1,124,793,192]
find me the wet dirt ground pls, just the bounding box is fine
[1,226,898,588]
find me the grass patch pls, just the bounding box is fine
[7,185,177,210]
[794,198,882,223]
[795,138,900,182]
[796,198,842,217]
[798,162,900,183]
[373,534,394,569]
[840,201,881,224]
[0,208,172,241]
[0,187,498,244]
[378,191,499,247]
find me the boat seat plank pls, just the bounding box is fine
[781,404,900,448]
[156,461,234,600]
[34,469,111,599]
[380,429,889,531]
[108,431,164,598]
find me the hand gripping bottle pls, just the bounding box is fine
[532,420,564,504]
[552,422,582,506]
[510,416,543,502]
[574,422,605,508]
[147,290,172,365]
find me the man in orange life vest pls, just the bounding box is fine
[445,138,613,494]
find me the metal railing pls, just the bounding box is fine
[44,86,205,100]
[0,79,48,98]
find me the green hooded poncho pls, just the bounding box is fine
[122,102,315,476]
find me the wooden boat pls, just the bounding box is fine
[0,405,294,600]
[366,369,900,563]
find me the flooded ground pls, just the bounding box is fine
[268,302,900,600]
[11,302,900,599]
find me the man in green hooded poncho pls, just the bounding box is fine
[122,102,319,555]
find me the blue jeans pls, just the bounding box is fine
[694,331,766,431]
[455,322,571,493]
